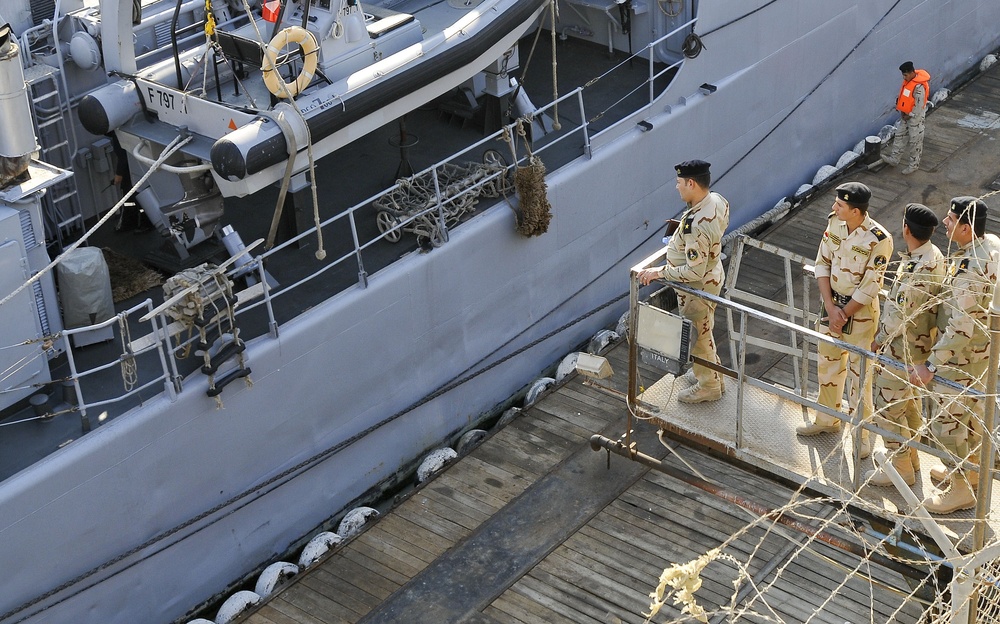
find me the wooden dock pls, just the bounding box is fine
[245,344,925,624]
[241,57,1000,624]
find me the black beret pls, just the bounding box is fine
[899,61,915,73]
[675,160,711,177]
[904,203,938,228]
[949,196,988,227]
[835,182,871,207]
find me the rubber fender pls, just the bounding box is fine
[298,531,343,568]
[587,329,619,355]
[417,448,458,483]
[525,377,555,406]
[555,352,579,382]
[338,507,379,538]
[497,407,521,428]
[615,311,630,340]
[255,561,299,597]
[455,429,488,455]
[215,590,261,624]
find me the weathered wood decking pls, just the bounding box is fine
[246,345,925,624]
[241,58,1000,624]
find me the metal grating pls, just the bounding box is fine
[30,0,56,27]
[638,371,999,546]
[18,209,37,250]
[31,279,50,338]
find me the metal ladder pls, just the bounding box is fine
[25,63,83,250]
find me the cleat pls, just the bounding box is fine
[925,478,976,515]
[677,383,722,404]
[795,420,842,436]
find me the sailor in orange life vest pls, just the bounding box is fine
[636,160,730,404]
[883,61,930,175]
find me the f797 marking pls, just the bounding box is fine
[146,86,185,113]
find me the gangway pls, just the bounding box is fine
[619,236,1000,623]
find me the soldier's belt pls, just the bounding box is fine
[831,292,852,306]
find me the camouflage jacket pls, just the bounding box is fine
[928,237,999,368]
[875,240,946,361]
[660,191,730,288]
[815,213,894,310]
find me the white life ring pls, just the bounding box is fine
[262,26,319,99]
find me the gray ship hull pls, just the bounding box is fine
[1,1,999,623]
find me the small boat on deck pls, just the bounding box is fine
[76,0,546,252]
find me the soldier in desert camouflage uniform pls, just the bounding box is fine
[637,160,730,403]
[865,203,945,487]
[909,196,998,514]
[797,183,893,461]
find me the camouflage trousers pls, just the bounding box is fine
[678,284,721,390]
[888,116,925,168]
[873,364,923,451]
[816,305,878,426]
[929,361,988,470]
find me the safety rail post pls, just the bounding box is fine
[347,208,368,288]
[800,267,812,399]
[430,165,448,244]
[851,351,870,492]
[577,91,591,158]
[142,302,180,401]
[968,275,1000,624]
[60,329,87,432]
[257,257,279,338]
[735,309,747,449]
[648,42,656,106]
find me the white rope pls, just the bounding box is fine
[0,133,193,311]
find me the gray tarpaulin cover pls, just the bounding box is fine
[57,247,114,329]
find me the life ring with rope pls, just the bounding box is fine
[261,26,319,99]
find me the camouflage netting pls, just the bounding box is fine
[513,154,551,237]
[102,247,164,303]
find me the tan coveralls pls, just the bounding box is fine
[658,192,730,389]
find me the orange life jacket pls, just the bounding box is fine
[896,69,930,114]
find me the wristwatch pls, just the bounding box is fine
[925,362,937,374]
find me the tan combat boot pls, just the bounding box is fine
[929,460,980,494]
[677,382,722,404]
[925,477,976,515]
[796,416,842,436]
[865,456,916,487]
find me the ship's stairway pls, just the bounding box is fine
[23,63,83,250]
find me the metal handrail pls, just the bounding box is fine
[57,19,697,420]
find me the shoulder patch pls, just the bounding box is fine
[682,213,694,235]
[687,248,699,261]
[871,226,887,242]
[873,255,887,268]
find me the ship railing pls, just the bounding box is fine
[626,240,993,496]
[58,16,698,417]
[224,22,697,326]
[60,298,179,432]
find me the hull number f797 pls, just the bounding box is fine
[146,86,185,113]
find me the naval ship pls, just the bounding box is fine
[0,1,998,622]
